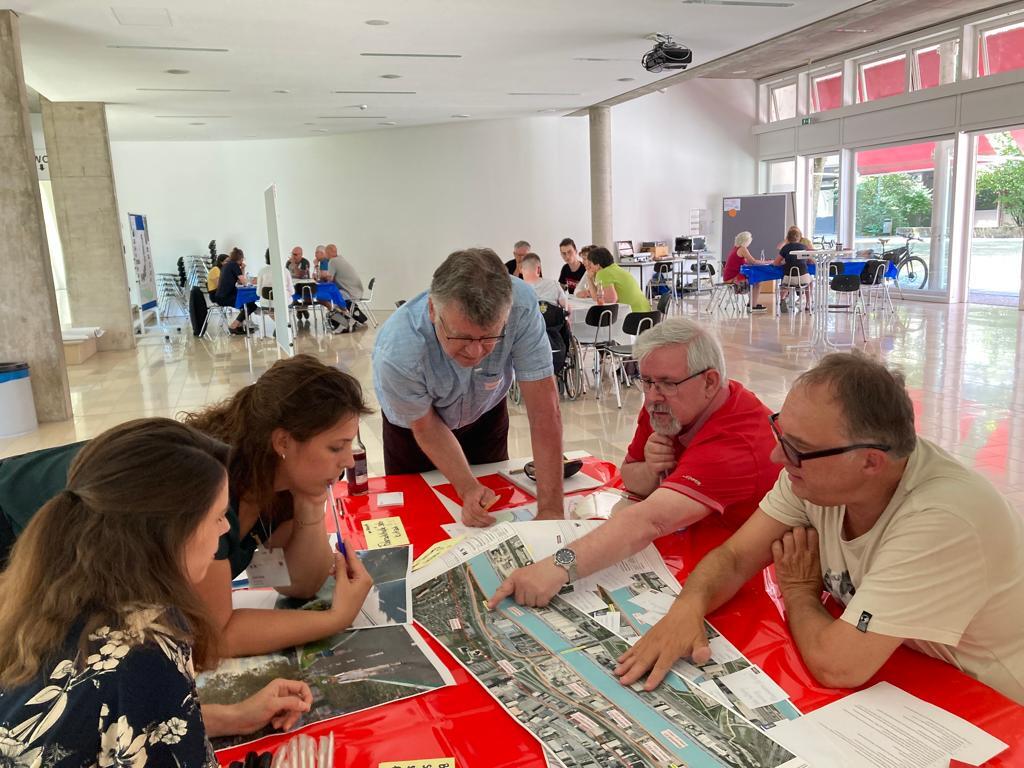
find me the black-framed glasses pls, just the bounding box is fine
[437,314,506,346]
[637,368,711,396]
[769,412,891,468]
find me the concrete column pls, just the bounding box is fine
[588,106,613,249]
[0,11,72,422]
[41,98,135,351]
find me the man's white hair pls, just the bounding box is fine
[634,317,727,387]
[734,231,753,247]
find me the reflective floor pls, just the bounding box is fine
[4,301,1024,514]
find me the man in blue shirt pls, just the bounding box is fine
[373,248,564,526]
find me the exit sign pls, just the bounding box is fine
[801,117,812,125]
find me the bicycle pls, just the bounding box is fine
[875,235,929,294]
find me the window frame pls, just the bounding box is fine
[856,50,910,104]
[808,68,844,114]
[974,16,1024,77]
[910,34,961,91]
[766,77,799,123]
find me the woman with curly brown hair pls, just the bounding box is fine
[0,355,374,658]
[0,419,315,767]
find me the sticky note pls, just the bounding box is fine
[377,760,455,768]
[377,491,405,507]
[362,516,410,549]
[411,537,462,571]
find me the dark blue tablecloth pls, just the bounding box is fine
[740,259,898,285]
[233,282,347,309]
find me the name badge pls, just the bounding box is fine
[247,547,291,588]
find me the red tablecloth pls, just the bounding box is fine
[216,464,1024,766]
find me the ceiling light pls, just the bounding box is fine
[508,91,581,96]
[452,114,470,118]
[573,57,635,63]
[379,121,397,126]
[315,115,387,119]
[681,0,794,6]
[107,44,229,52]
[380,74,402,79]
[365,19,389,25]
[835,28,872,33]
[165,68,190,75]
[334,90,417,95]
[154,114,231,118]
[189,122,206,126]
[137,87,230,92]
[272,89,290,94]
[303,122,315,125]
[617,77,635,82]
[312,129,329,133]
[537,108,558,113]
[362,52,462,58]
[732,69,748,74]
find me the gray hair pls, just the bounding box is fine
[431,248,513,326]
[796,352,916,458]
[513,240,531,250]
[315,245,326,255]
[734,231,752,247]
[634,317,727,387]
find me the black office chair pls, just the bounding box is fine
[829,273,867,344]
[579,304,621,408]
[860,259,894,313]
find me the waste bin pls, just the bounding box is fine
[0,363,38,437]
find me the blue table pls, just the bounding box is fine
[740,259,898,285]
[233,282,347,309]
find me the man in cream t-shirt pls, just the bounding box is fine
[614,352,1024,704]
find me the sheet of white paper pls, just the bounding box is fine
[375,491,404,507]
[565,490,636,520]
[671,659,704,682]
[708,634,744,664]
[767,682,1008,768]
[697,680,737,711]
[561,588,611,615]
[592,611,621,634]
[720,666,789,709]
[628,589,677,615]
[422,451,592,501]
[409,522,519,588]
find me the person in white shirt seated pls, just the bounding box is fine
[256,249,295,318]
[572,245,598,299]
[521,253,567,309]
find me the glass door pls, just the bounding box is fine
[806,154,840,248]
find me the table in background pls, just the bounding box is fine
[216,456,1024,767]
[233,282,347,309]
[566,296,632,344]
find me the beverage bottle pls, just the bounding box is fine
[346,431,369,495]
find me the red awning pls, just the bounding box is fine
[857,130,1024,175]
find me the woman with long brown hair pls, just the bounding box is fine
[0,419,316,766]
[0,355,374,658]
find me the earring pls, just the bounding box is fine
[280,453,286,460]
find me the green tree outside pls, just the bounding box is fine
[855,173,933,236]
[975,133,1024,227]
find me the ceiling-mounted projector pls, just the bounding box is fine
[641,35,692,73]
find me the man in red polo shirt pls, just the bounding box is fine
[489,317,782,608]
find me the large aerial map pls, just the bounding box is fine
[412,531,805,768]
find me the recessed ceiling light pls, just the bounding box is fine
[315,115,387,119]
[303,122,315,125]
[333,90,417,95]
[835,28,872,33]
[681,0,794,6]
[107,44,229,52]
[165,68,190,75]
[573,57,634,63]
[189,122,206,126]
[732,69,748,74]
[507,91,581,96]
[137,87,230,92]
[537,108,558,113]
[379,121,397,126]
[365,19,389,25]
[312,128,329,133]
[272,89,290,94]
[380,74,402,79]
[154,114,231,118]
[617,77,635,82]
[452,113,470,118]
[362,52,461,59]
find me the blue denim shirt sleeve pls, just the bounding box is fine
[374,352,433,428]
[509,280,556,382]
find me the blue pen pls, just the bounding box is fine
[326,483,346,555]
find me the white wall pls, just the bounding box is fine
[110,118,592,308]
[611,78,758,256]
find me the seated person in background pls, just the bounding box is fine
[214,248,259,335]
[774,226,813,313]
[505,240,531,278]
[490,318,781,609]
[256,248,295,317]
[207,253,228,297]
[615,352,1024,703]
[322,243,369,333]
[0,419,317,765]
[558,238,587,294]
[723,231,769,313]
[312,245,328,278]
[0,356,374,658]
[286,246,310,279]
[590,246,652,312]
[522,252,567,309]
[572,245,598,298]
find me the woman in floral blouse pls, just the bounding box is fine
[0,419,334,767]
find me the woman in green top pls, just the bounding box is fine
[589,246,652,313]
[0,354,374,659]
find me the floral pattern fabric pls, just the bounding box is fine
[0,608,216,768]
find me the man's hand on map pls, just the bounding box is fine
[771,526,822,599]
[329,546,374,629]
[460,482,499,527]
[487,560,568,609]
[643,432,677,475]
[614,597,712,691]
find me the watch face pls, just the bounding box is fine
[553,548,576,567]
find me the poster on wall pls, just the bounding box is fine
[128,213,158,311]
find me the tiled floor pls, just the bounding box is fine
[4,302,1024,513]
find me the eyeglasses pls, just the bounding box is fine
[637,368,711,396]
[437,314,506,346]
[768,412,891,468]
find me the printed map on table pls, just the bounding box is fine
[411,524,806,768]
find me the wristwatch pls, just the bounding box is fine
[552,547,578,584]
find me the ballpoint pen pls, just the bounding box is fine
[326,482,346,556]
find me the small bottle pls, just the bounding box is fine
[346,431,369,495]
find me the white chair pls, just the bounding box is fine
[353,277,378,327]
[199,305,236,337]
